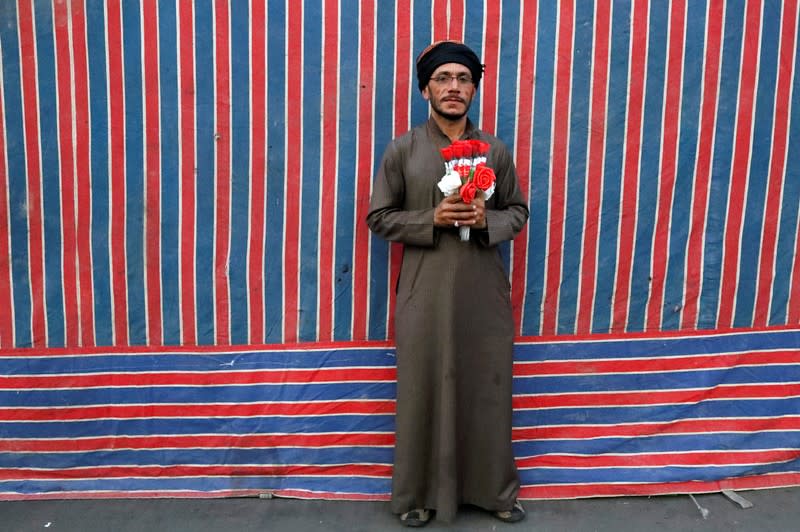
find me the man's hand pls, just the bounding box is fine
[434,194,487,229]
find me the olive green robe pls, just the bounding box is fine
[367,118,529,522]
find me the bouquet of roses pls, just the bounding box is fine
[437,139,496,241]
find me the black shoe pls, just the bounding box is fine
[399,509,431,527]
[494,500,526,523]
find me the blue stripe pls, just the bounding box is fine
[514,397,800,426]
[734,4,781,328]
[771,24,800,325]
[494,0,522,275]
[298,0,322,342]
[519,460,800,485]
[122,1,146,345]
[334,0,359,341]
[33,1,65,347]
[463,0,484,120]
[0,347,397,374]
[628,0,669,332]
[264,0,286,343]
[514,432,800,456]
[558,2,592,334]
[513,365,800,393]
[0,476,391,496]
[158,1,181,345]
[86,0,113,346]
[523,0,557,334]
[593,0,631,333]
[193,0,215,344]
[228,2,251,345]
[699,1,745,328]
[662,1,706,330]
[0,415,394,439]
[366,2,395,340]
[0,447,393,468]
[514,329,800,360]
[0,1,32,348]
[1,382,396,407]
[410,0,431,127]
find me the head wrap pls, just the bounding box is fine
[416,41,483,92]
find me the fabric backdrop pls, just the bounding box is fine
[1,0,799,500]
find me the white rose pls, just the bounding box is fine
[437,170,462,196]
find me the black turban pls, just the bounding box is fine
[416,41,483,92]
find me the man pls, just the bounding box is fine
[366,41,529,526]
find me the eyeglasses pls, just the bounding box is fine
[430,73,473,86]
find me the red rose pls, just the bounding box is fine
[480,141,491,155]
[440,146,453,161]
[460,181,478,204]
[472,164,496,191]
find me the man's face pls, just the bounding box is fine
[422,62,477,121]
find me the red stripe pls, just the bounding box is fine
[646,0,686,330]
[317,0,339,342]
[178,1,197,345]
[611,0,648,332]
[433,0,447,42]
[0,464,392,482]
[53,0,79,347]
[518,449,800,469]
[514,415,800,440]
[71,1,95,347]
[448,0,464,41]
[514,383,800,409]
[511,0,537,334]
[513,349,800,376]
[214,0,231,345]
[0,43,13,348]
[0,400,396,421]
[17,0,46,347]
[520,472,800,499]
[576,1,611,334]
[541,0,574,335]
[248,0,267,345]
[394,0,411,134]
[352,0,375,341]
[753,0,799,327]
[283,3,302,343]
[106,0,129,346]
[143,1,163,345]
[717,1,762,328]
[0,366,397,389]
[790,226,800,323]
[0,337,393,357]
[2,433,395,453]
[480,0,501,135]
[388,0,413,340]
[681,0,724,329]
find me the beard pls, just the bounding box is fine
[430,95,472,121]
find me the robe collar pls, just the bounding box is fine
[426,116,479,150]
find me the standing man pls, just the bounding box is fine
[367,41,529,526]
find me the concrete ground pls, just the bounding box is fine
[2,487,798,531]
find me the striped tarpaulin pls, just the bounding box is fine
[1,0,800,499]
[1,328,799,499]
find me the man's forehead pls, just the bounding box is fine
[432,62,472,75]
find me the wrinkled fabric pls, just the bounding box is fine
[367,118,529,523]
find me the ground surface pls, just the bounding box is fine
[1,487,797,531]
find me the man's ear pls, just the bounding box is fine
[421,86,431,101]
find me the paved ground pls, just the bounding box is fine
[2,487,798,531]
